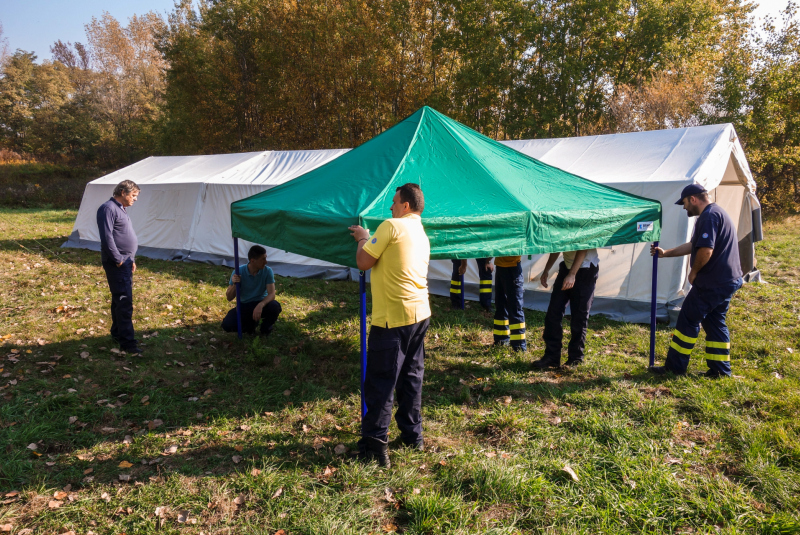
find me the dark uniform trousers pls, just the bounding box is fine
[360,318,429,446]
[543,262,599,362]
[665,277,743,376]
[222,300,282,334]
[493,263,526,351]
[102,258,136,351]
[450,259,493,309]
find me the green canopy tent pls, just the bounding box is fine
[230,106,663,414]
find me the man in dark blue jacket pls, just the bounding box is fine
[97,180,142,356]
[650,184,744,378]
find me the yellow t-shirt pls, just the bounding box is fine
[495,256,521,268]
[362,214,431,328]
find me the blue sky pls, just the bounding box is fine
[1,0,177,60]
[0,0,795,61]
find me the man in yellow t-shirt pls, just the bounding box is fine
[492,255,526,351]
[348,183,431,467]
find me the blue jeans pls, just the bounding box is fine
[665,277,743,376]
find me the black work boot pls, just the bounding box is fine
[401,437,424,451]
[563,357,584,367]
[354,437,391,468]
[532,355,561,369]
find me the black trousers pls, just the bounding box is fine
[102,258,136,351]
[361,318,429,445]
[450,258,493,309]
[543,262,598,361]
[221,300,282,334]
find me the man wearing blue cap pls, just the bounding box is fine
[649,184,743,378]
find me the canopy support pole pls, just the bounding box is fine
[649,240,659,367]
[460,273,465,310]
[359,271,367,419]
[233,238,242,340]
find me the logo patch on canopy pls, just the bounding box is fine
[637,221,654,232]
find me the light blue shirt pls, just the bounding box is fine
[230,264,274,304]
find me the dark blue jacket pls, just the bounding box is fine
[97,198,138,265]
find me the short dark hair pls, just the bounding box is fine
[693,191,709,203]
[396,183,424,213]
[248,245,267,260]
[113,180,140,197]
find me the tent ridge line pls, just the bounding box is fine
[357,108,429,224]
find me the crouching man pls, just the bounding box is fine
[222,245,282,336]
[348,183,431,468]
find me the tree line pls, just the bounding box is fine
[0,0,799,211]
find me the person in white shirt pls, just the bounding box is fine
[532,249,599,369]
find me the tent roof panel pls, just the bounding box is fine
[501,123,755,191]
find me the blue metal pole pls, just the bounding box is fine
[233,238,242,340]
[649,241,659,367]
[359,271,367,419]
[460,273,465,310]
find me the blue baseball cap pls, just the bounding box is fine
[675,184,707,205]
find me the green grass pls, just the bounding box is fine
[0,208,798,534]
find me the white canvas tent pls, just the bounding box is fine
[64,123,761,323]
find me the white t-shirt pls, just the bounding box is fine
[563,249,599,269]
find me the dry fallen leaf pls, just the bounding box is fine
[384,487,397,503]
[562,465,579,482]
[275,530,287,535]
[232,455,242,464]
[233,495,246,505]
[101,492,111,502]
[48,500,63,509]
[140,395,149,404]
[123,435,133,445]
[149,419,163,430]
[164,445,178,455]
[234,445,244,452]
[119,474,131,482]
[382,523,398,533]
[118,460,133,468]
[155,506,167,517]
[26,443,38,451]
[272,487,283,499]
[68,416,78,424]
[53,491,68,500]
[413,488,421,494]
[334,444,347,455]
[0,524,12,532]
[251,468,262,476]
[283,389,291,396]
[177,510,189,523]
[4,491,19,498]
[83,468,93,475]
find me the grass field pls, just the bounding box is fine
[0,208,798,534]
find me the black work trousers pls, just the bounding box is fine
[102,258,137,351]
[543,262,598,362]
[450,258,493,309]
[361,318,429,445]
[221,300,282,334]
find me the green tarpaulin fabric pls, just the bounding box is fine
[231,107,662,269]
